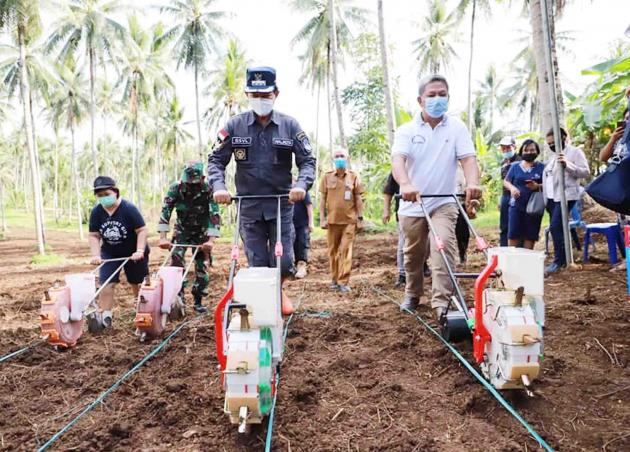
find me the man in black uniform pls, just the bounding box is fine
[208,66,316,315]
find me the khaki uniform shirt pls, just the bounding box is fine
[319,170,365,224]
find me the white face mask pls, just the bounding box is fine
[249,97,275,116]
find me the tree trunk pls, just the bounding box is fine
[466,0,477,132]
[194,64,203,160]
[18,25,45,255]
[328,0,346,148]
[326,60,333,159]
[28,88,45,232]
[0,181,6,233]
[89,46,98,175]
[529,0,564,135]
[70,123,84,241]
[313,82,321,204]
[53,134,59,223]
[377,0,396,146]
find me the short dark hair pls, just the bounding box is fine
[418,74,449,96]
[519,139,541,156]
[546,127,567,140]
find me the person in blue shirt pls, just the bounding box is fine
[503,139,545,249]
[88,176,149,329]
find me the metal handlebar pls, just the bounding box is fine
[417,199,469,320]
[232,194,290,200]
[90,257,131,274]
[85,257,131,315]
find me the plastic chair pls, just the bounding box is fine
[583,223,625,264]
[544,202,586,254]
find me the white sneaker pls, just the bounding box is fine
[295,261,308,279]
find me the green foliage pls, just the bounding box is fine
[30,252,64,266]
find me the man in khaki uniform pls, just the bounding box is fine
[319,147,365,294]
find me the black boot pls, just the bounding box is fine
[193,294,207,314]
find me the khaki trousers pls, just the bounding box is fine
[399,203,459,309]
[327,223,356,285]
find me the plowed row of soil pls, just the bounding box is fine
[1,225,629,451]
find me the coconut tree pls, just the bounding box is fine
[500,29,574,131]
[290,0,369,149]
[47,63,90,239]
[0,0,46,254]
[528,0,565,133]
[159,0,226,160]
[116,16,173,208]
[163,95,193,183]
[45,0,127,176]
[455,0,492,131]
[204,38,248,130]
[412,0,460,75]
[376,0,395,146]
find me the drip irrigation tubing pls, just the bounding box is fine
[36,314,208,452]
[0,339,44,364]
[366,281,554,452]
[264,281,307,452]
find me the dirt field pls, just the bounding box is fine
[1,224,629,451]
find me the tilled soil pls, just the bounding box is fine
[0,226,629,451]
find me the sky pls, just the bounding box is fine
[34,0,630,152]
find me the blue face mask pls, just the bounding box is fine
[98,194,117,208]
[424,95,449,118]
[334,157,347,170]
[502,151,515,160]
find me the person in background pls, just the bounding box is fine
[503,140,545,249]
[382,172,406,288]
[543,127,590,273]
[158,161,220,313]
[599,90,629,273]
[455,164,470,263]
[498,136,520,246]
[599,107,628,162]
[88,176,149,329]
[320,147,365,294]
[293,183,314,279]
[384,172,431,288]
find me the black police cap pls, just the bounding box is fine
[245,66,277,93]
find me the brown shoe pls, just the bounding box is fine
[295,261,307,279]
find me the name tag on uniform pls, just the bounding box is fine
[344,190,352,201]
[232,137,252,146]
[272,137,293,148]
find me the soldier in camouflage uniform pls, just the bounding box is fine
[157,161,221,313]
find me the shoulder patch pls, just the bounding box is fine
[212,128,230,152]
[296,131,312,152]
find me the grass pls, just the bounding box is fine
[5,209,79,234]
[30,252,65,266]
[472,208,550,231]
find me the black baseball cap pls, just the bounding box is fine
[93,176,116,193]
[245,66,277,93]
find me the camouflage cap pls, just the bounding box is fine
[182,161,204,183]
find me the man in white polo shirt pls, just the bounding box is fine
[392,74,482,319]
